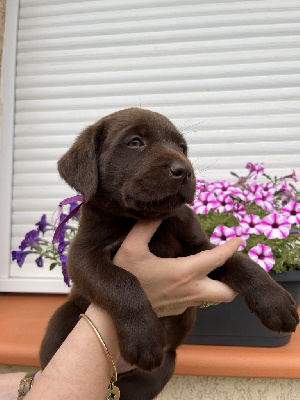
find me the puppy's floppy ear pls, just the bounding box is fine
[58,121,105,201]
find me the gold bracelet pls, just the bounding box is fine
[79,314,120,400]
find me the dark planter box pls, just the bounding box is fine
[185,270,300,347]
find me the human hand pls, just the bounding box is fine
[113,220,243,317]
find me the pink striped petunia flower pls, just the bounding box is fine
[192,192,218,214]
[231,226,249,251]
[281,202,300,225]
[210,226,236,246]
[246,163,265,180]
[212,181,234,196]
[215,194,234,213]
[228,186,243,197]
[238,190,255,202]
[248,244,275,272]
[261,213,291,239]
[239,214,263,235]
[196,179,209,193]
[283,169,297,183]
[246,182,264,194]
[260,181,277,194]
[254,191,274,211]
[232,202,246,220]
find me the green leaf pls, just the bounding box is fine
[50,263,57,270]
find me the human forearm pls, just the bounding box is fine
[26,304,119,400]
[0,372,28,400]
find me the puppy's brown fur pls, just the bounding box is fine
[40,108,299,399]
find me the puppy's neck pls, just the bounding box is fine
[86,192,182,220]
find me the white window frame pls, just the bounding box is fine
[0,1,68,293]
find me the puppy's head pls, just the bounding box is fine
[58,108,196,218]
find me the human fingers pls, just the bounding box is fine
[115,220,162,259]
[155,277,237,318]
[195,276,237,304]
[182,237,244,277]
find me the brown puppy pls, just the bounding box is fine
[40,108,299,399]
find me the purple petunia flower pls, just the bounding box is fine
[54,213,68,255]
[192,192,218,214]
[19,230,41,251]
[12,250,33,267]
[58,240,70,254]
[281,202,300,225]
[35,255,44,268]
[231,226,249,251]
[261,213,291,239]
[290,229,300,235]
[253,191,274,211]
[248,244,275,272]
[239,214,263,235]
[215,194,234,213]
[210,226,236,246]
[35,214,49,235]
[60,255,71,287]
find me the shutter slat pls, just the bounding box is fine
[16,101,300,120]
[15,75,300,102]
[13,127,300,147]
[18,0,300,20]
[18,1,300,32]
[15,61,300,89]
[16,108,300,124]
[15,87,300,112]
[17,36,300,63]
[17,48,300,76]
[18,18,300,44]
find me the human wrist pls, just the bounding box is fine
[84,304,120,363]
[25,305,120,400]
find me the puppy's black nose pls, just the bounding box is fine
[168,161,192,183]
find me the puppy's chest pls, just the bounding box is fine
[104,226,184,259]
[149,229,184,258]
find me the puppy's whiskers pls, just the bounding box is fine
[178,116,196,132]
[179,120,206,135]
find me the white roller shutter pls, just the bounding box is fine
[0,0,299,293]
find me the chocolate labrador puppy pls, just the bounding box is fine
[40,108,299,399]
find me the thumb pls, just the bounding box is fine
[196,277,237,304]
[182,237,244,276]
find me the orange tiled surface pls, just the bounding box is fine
[0,294,299,378]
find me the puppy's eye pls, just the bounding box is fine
[179,144,187,154]
[127,138,144,148]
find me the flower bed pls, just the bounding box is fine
[12,163,300,283]
[191,163,299,274]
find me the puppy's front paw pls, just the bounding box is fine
[247,285,299,333]
[118,315,166,371]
